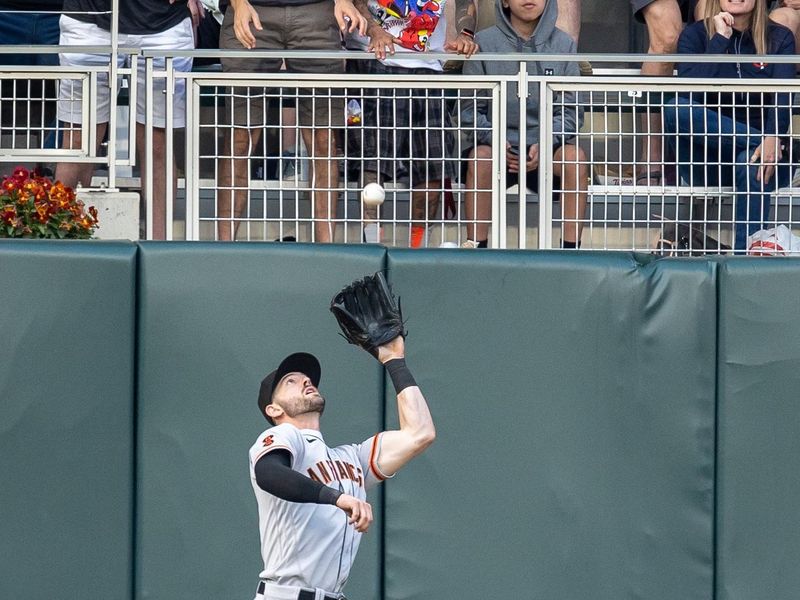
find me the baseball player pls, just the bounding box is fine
[249,333,433,600]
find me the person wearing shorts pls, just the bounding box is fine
[56,0,195,240]
[346,0,477,247]
[631,0,705,183]
[461,0,588,249]
[217,0,365,242]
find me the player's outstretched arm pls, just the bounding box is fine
[374,336,436,477]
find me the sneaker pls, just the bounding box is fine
[461,239,479,249]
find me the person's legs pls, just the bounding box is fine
[663,96,729,188]
[219,4,283,240]
[0,11,59,65]
[637,0,685,177]
[408,78,452,248]
[55,15,114,190]
[664,96,757,157]
[286,0,346,242]
[554,143,588,246]
[136,124,175,240]
[301,126,339,243]
[663,95,735,248]
[218,127,262,241]
[353,61,384,242]
[732,148,792,251]
[132,18,193,240]
[463,144,493,244]
[410,180,442,247]
[734,148,770,251]
[56,123,108,189]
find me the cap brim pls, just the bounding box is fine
[258,352,321,422]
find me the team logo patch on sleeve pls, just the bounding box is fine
[262,435,275,447]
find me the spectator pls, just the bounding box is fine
[56,0,198,240]
[632,0,706,184]
[767,1,800,53]
[663,0,795,250]
[460,0,588,249]
[217,0,366,242]
[346,0,477,247]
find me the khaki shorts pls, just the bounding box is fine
[220,1,344,127]
[631,0,696,24]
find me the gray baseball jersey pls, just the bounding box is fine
[248,423,389,594]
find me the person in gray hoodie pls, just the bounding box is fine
[460,0,587,248]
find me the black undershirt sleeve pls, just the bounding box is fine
[254,449,342,505]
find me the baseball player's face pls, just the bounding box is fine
[271,371,326,418]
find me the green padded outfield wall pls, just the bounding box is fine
[716,259,800,600]
[0,241,136,600]
[384,250,717,600]
[135,243,385,600]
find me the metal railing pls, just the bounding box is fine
[3,44,800,254]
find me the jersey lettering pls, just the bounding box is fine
[305,460,365,489]
[316,461,332,483]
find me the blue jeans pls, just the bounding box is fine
[663,96,792,250]
[0,11,60,66]
[0,11,62,148]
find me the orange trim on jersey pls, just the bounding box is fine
[252,444,293,465]
[368,434,386,481]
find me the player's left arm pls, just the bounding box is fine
[372,336,436,477]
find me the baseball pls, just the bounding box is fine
[361,183,385,207]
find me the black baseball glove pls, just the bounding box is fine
[330,272,406,357]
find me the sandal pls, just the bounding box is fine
[635,170,662,185]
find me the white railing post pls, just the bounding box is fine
[538,76,553,250]
[517,61,528,249]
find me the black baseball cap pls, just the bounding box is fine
[257,352,321,424]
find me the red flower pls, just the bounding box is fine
[0,166,96,239]
[1,204,16,224]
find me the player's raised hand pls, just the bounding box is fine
[336,494,373,532]
[377,335,404,364]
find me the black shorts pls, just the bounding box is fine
[505,170,561,194]
[352,60,454,183]
[631,0,697,24]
